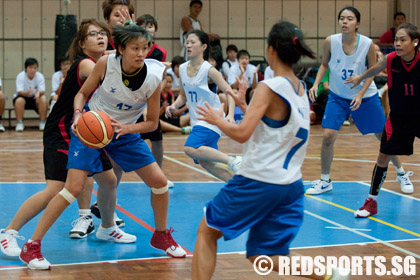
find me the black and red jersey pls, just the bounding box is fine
[147,42,167,62]
[43,54,95,150]
[387,51,420,115]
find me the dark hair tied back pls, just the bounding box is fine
[267,21,315,66]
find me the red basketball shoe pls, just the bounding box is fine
[150,228,187,258]
[20,240,51,270]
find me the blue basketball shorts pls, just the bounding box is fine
[204,175,304,257]
[184,125,220,164]
[322,92,386,135]
[67,131,155,173]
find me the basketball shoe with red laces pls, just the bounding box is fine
[19,240,51,270]
[150,228,187,258]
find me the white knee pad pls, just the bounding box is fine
[151,184,169,195]
[59,188,76,204]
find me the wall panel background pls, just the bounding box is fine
[1,0,419,105]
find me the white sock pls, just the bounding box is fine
[369,195,378,200]
[395,166,405,175]
[100,223,116,230]
[79,209,91,216]
[321,174,330,181]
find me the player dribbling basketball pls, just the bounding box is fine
[19,24,186,269]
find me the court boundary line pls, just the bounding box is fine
[304,210,420,259]
[306,190,420,238]
[163,155,223,181]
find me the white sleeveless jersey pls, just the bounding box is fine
[180,61,222,135]
[328,33,377,99]
[89,54,165,124]
[237,77,310,185]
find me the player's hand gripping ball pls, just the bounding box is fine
[76,111,114,149]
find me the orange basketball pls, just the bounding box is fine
[76,111,114,149]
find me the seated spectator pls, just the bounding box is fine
[264,65,274,80]
[167,56,186,96]
[0,77,5,131]
[136,14,167,62]
[228,49,258,103]
[13,58,47,132]
[50,57,71,112]
[221,44,238,80]
[160,74,190,134]
[376,12,406,48]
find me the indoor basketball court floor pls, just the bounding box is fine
[0,180,419,269]
[0,126,419,279]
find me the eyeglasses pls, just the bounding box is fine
[87,30,108,37]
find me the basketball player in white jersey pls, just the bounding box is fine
[306,6,411,195]
[19,25,187,269]
[166,30,241,182]
[192,21,349,280]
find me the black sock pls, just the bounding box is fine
[370,164,387,196]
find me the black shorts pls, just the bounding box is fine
[380,113,420,155]
[44,147,113,182]
[13,96,38,113]
[137,115,163,141]
[161,116,181,128]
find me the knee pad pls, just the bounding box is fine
[59,188,76,204]
[151,184,169,195]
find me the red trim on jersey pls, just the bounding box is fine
[109,39,115,50]
[385,117,393,141]
[57,149,69,155]
[401,50,420,72]
[161,91,174,101]
[147,42,167,62]
[58,116,70,146]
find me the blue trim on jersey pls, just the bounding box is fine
[262,115,289,128]
[260,76,306,128]
[281,76,304,95]
[356,33,360,50]
[204,175,304,257]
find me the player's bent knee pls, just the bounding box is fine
[184,146,197,158]
[151,183,169,195]
[59,188,77,204]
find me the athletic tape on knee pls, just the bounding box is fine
[59,188,76,204]
[151,184,169,194]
